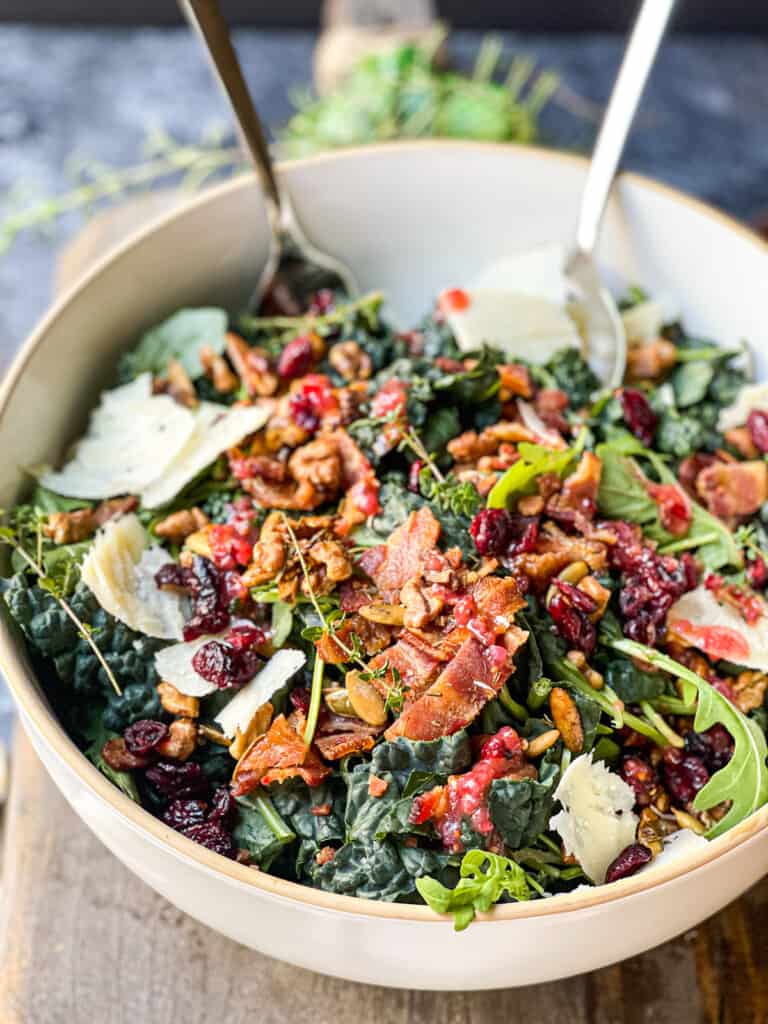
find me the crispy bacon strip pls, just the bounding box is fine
[385,633,526,742]
[358,507,441,601]
[367,635,443,701]
[470,575,526,624]
[232,714,330,795]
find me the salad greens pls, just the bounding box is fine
[3,280,768,929]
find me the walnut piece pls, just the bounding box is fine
[155,718,198,762]
[157,681,200,719]
[328,340,372,381]
[154,507,210,544]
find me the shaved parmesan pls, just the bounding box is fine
[620,299,667,344]
[154,635,222,697]
[81,514,185,639]
[37,375,270,508]
[472,243,570,305]
[39,374,196,499]
[140,402,269,509]
[443,287,580,363]
[667,585,768,670]
[717,382,768,431]
[215,649,306,739]
[549,753,638,884]
[517,400,567,449]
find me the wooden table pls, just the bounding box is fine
[0,192,767,1024]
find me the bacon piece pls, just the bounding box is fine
[696,460,768,518]
[470,575,525,625]
[646,481,692,536]
[314,614,392,664]
[232,714,330,795]
[338,578,377,612]
[358,507,441,601]
[367,635,442,701]
[561,451,603,507]
[385,635,523,742]
[315,732,376,760]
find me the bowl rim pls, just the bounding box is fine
[2,137,767,925]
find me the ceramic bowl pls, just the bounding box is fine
[1,141,766,991]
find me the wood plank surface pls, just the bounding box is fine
[0,182,766,1024]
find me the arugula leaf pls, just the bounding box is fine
[595,440,740,570]
[611,639,768,837]
[486,433,584,510]
[416,850,532,931]
[120,307,228,381]
[488,761,559,850]
[30,485,91,514]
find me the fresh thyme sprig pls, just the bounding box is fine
[0,518,122,696]
[0,127,243,258]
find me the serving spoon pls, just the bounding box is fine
[180,0,358,312]
[565,0,677,387]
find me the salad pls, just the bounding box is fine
[4,280,768,931]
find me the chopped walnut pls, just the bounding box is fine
[94,495,139,526]
[308,539,353,583]
[497,363,533,398]
[101,737,147,771]
[724,426,759,460]
[200,344,238,392]
[626,338,678,381]
[288,436,341,492]
[44,508,96,545]
[155,718,198,761]
[730,670,768,713]
[225,332,278,397]
[243,511,289,585]
[578,575,612,620]
[400,576,445,629]
[166,358,198,408]
[157,681,200,719]
[154,507,210,544]
[328,340,372,381]
[517,494,545,517]
[264,394,311,450]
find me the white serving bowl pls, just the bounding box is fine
[1,141,767,990]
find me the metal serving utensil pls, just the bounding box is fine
[180,0,358,312]
[565,0,677,387]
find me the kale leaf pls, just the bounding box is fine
[488,760,559,850]
[271,777,346,876]
[5,576,165,696]
[544,347,600,408]
[233,793,296,869]
[312,836,450,902]
[603,657,665,703]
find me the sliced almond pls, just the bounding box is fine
[346,670,388,726]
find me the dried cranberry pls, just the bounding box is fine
[208,787,237,830]
[469,508,514,557]
[747,408,768,453]
[289,374,336,433]
[309,289,335,315]
[609,523,696,643]
[163,798,207,831]
[621,755,657,807]
[507,515,539,555]
[192,640,238,688]
[183,557,229,641]
[619,388,658,446]
[182,822,236,859]
[145,761,209,801]
[747,554,768,589]
[662,747,709,806]
[155,562,196,593]
[124,719,168,756]
[684,724,734,773]
[548,591,596,654]
[227,622,266,651]
[553,579,597,614]
[277,335,314,379]
[289,687,312,715]
[605,842,652,883]
[408,460,424,493]
[289,393,320,432]
[102,737,148,772]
